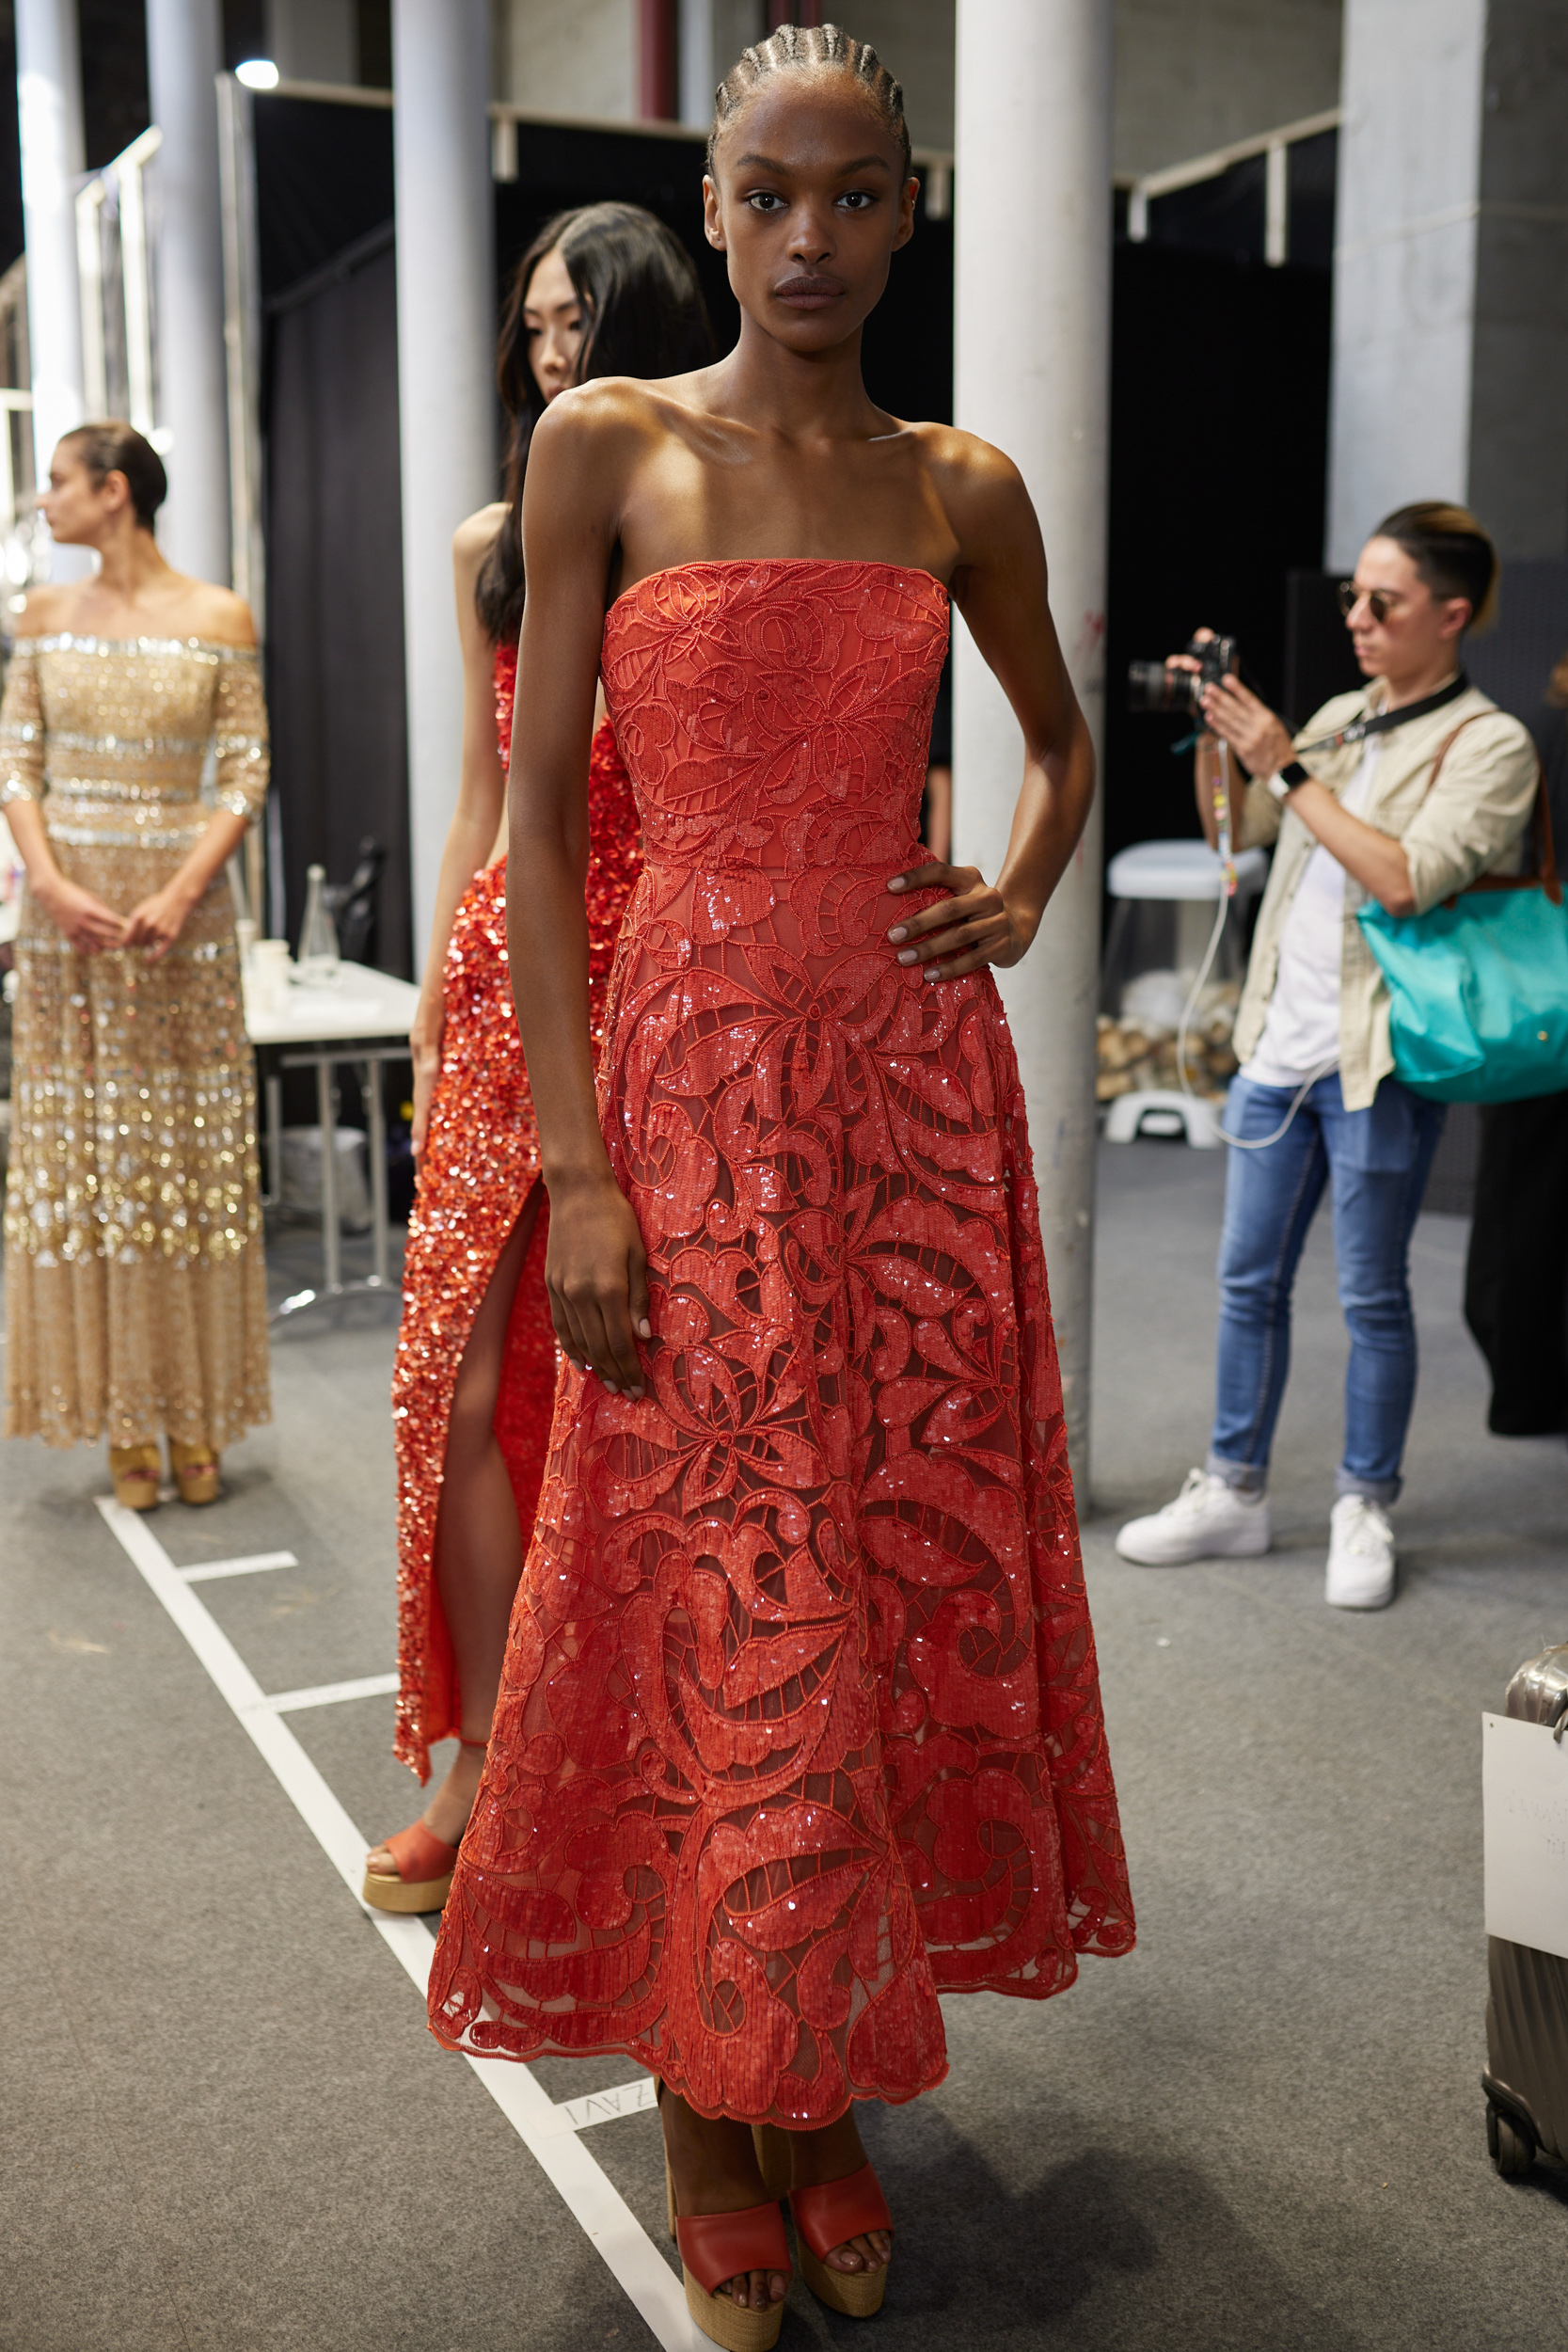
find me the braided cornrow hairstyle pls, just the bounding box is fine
[706,22,911,183]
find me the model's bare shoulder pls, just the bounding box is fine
[534,375,671,456]
[526,378,663,527]
[453,501,507,568]
[900,424,1039,592]
[185,582,257,647]
[13,584,70,634]
[913,422,1027,521]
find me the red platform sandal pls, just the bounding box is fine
[657,2084,791,2351]
[662,2154,791,2351]
[790,2164,893,2317]
[752,2127,892,2319]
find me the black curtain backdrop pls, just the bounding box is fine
[1103,242,1335,864]
[257,97,404,967]
[263,225,408,972]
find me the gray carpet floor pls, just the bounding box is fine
[2,1146,1564,2350]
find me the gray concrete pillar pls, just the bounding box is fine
[391,0,496,974]
[1328,0,1568,565]
[952,0,1111,1478]
[15,0,88,576]
[146,0,231,584]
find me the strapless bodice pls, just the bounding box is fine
[601,561,948,884]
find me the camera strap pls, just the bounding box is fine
[1293,669,1470,758]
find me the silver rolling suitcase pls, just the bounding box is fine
[1484,1643,1568,2175]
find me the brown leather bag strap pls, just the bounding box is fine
[1423,714,1562,908]
[1423,712,1490,794]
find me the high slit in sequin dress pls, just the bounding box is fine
[391,646,641,1780]
[428,562,1133,2124]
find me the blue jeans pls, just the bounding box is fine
[1208,1073,1446,1504]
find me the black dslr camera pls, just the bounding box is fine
[1128,633,1241,716]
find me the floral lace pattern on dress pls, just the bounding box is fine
[429,562,1133,2123]
[392,657,642,1780]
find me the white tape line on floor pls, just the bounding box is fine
[268,1671,402,1712]
[95,1499,692,2351]
[179,1550,299,1581]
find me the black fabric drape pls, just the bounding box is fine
[1462,692,1568,1437]
[264,234,411,975]
[1465,1090,1568,1436]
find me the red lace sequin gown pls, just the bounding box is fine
[392,645,641,1780]
[429,563,1133,2123]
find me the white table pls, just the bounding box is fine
[245,960,421,1321]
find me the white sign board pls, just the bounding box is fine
[1482,1712,1568,1961]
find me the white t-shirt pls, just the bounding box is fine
[1242,740,1381,1088]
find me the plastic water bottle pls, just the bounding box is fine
[297,864,341,986]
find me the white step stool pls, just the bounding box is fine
[1101,839,1268,1148]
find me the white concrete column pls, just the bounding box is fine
[146,0,231,584]
[680,1,760,127]
[392,0,496,973]
[953,0,1112,1478]
[1328,0,1568,565]
[679,0,715,127]
[15,0,89,578]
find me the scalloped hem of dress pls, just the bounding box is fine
[425,1930,1139,2122]
[426,2020,952,2126]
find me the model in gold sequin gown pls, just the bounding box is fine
[0,634,271,1449]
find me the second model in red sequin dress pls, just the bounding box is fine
[391,644,642,1781]
[429,563,1133,2125]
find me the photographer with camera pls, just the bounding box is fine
[1117,504,1538,1608]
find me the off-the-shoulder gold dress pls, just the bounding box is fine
[1,634,271,1450]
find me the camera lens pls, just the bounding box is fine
[1127,660,1196,714]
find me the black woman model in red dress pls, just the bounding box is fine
[428,28,1134,2345]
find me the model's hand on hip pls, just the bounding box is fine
[545,1167,652,1399]
[885,859,1031,981]
[38,873,127,955]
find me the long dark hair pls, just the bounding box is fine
[475,203,715,644]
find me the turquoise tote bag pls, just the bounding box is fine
[1356,724,1568,1104]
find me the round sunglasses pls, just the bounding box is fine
[1337,580,1403,624]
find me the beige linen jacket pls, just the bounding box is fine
[1233,677,1538,1109]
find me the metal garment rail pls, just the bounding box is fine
[95,1499,689,2349]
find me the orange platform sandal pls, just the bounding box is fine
[752,2125,892,2320]
[109,1444,163,1512]
[362,1740,486,1914]
[361,1820,460,1914]
[657,2084,791,2352]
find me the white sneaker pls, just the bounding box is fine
[1116,1469,1272,1565]
[1324,1495,1396,1610]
